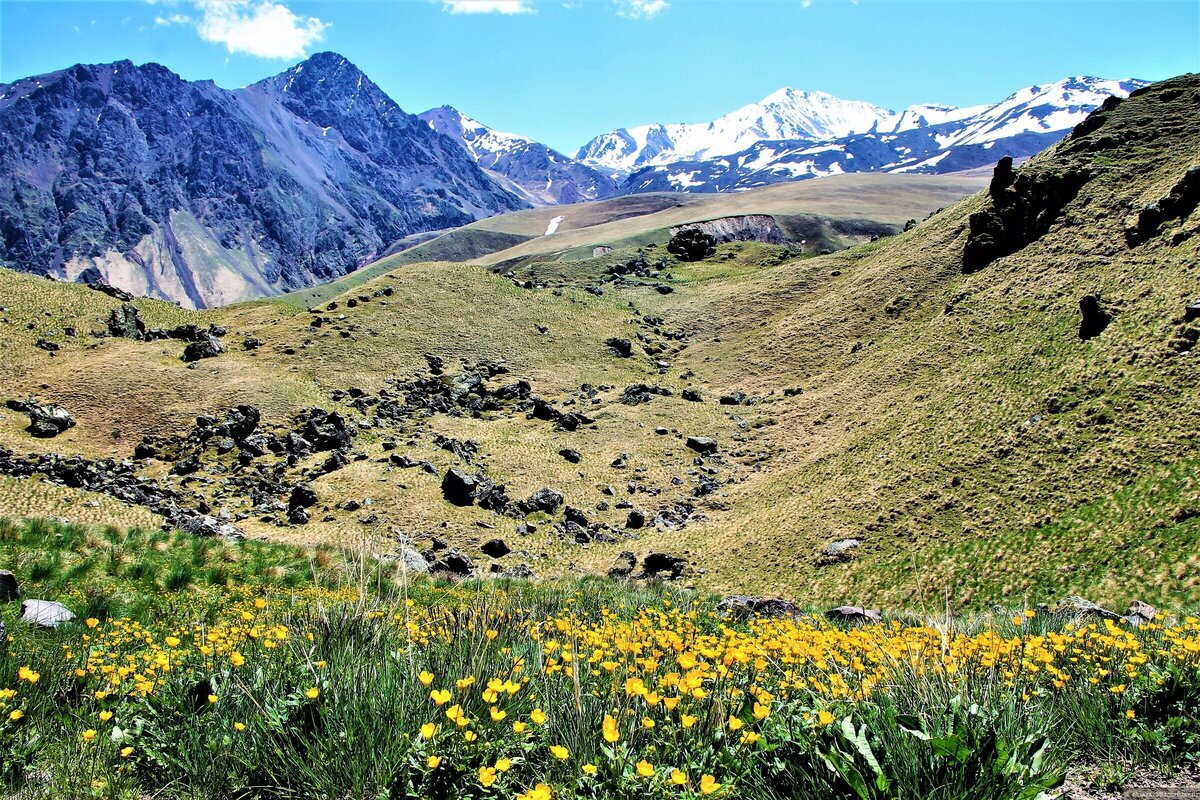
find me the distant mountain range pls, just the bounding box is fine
[0,52,1145,307]
[498,77,1145,193]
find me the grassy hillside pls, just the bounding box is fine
[1,76,1198,611]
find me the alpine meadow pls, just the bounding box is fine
[0,2,1198,798]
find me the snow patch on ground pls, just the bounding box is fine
[544,216,565,236]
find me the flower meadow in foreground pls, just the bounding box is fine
[1,585,1199,799]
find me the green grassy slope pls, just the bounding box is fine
[0,77,1197,610]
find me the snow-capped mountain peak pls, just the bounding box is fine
[420,105,618,207]
[577,76,1148,180]
[575,87,895,174]
[420,105,535,163]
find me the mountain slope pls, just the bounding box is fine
[0,74,1196,609]
[581,77,1148,192]
[0,54,526,309]
[420,105,619,206]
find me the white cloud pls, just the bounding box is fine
[154,13,193,25]
[615,0,668,19]
[195,0,329,59]
[441,0,536,13]
[149,1,329,59]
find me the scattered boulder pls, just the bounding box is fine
[35,338,60,352]
[1185,299,1200,322]
[517,487,563,515]
[1053,596,1124,622]
[177,514,245,540]
[564,506,590,527]
[502,563,536,579]
[441,469,478,507]
[558,448,582,464]
[26,404,75,438]
[819,538,861,564]
[0,570,18,602]
[21,599,75,628]
[825,606,882,624]
[719,392,746,406]
[288,483,319,512]
[605,337,634,358]
[1078,296,1112,340]
[107,303,146,340]
[638,553,686,580]
[431,549,474,576]
[622,384,671,405]
[608,551,638,578]
[717,596,801,619]
[681,389,703,403]
[181,332,225,362]
[625,510,646,529]
[481,539,511,558]
[685,436,718,455]
[1126,600,1157,626]
[301,409,355,451]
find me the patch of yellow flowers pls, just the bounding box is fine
[4,592,1199,799]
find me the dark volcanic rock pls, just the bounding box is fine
[431,549,474,576]
[107,303,147,340]
[441,469,478,506]
[638,553,686,580]
[301,409,355,451]
[0,570,18,602]
[625,509,646,529]
[481,539,511,558]
[605,337,634,357]
[178,514,245,540]
[181,333,225,362]
[517,487,563,515]
[685,436,718,455]
[825,606,882,624]
[558,448,582,464]
[963,156,1091,273]
[1126,166,1200,246]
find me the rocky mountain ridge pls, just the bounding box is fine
[0,53,526,309]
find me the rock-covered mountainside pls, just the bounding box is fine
[419,106,619,206]
[0,53,526,308]
[581,77,1149,192]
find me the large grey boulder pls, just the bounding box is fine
[27,404,75,438]
[177,514,245,540]
[21,599,75,628]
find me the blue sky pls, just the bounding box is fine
[1,1,1196,153]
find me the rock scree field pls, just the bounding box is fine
[0,59,1198,800]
